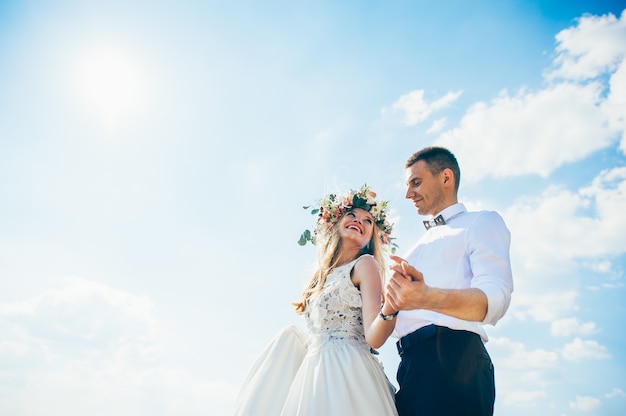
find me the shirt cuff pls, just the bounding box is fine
[477,282,511,326]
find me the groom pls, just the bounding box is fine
[385,146,514,416]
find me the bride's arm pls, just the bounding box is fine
[352,256,396,349]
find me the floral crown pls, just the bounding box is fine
[298,184,395,251]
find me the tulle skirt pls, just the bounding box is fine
[234,326,398,416]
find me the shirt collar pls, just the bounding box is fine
[432,203,466,223]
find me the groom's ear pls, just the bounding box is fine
[441,168,454,187]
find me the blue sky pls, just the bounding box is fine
[1,1,625,415]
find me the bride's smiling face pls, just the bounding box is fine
[337,208,374,249]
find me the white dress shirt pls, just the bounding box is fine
[393,203,514,342]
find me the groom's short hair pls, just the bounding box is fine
[405,146,461,192]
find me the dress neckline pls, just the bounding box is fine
[332,254,372,271]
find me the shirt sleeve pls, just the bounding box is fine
[467,211,514,326]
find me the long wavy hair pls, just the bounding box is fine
[292,210,386,314]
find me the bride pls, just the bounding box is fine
[234,184,399,415]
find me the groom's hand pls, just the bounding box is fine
[386,255,429,311]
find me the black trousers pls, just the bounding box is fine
[395,325,495,416]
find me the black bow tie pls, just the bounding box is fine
[423,214,446,230]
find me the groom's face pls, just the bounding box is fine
[404,161,447,216]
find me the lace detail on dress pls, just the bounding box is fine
[304,255,370,353]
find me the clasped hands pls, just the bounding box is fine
[384,255,431,312]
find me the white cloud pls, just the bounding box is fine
[605,387,626,398]
[561,337,611,361]
[426,117,447,134]
[507,167,626,268]
[0,277,234,416]
[490,337,559,371]
[489,337,558,409]
[430,10,626,182]
[569,395,601,412]
[0,276,159,352]
[547,9,626,81]
[584,259,613,273]
[490,334,613,410]
[600,281,624,289]
[435,82,618,182]
[580,167,626,228]
[551,317,597,337]
[384,89,462,126]
[548,8,626,156]
[512,291,579,323]
[503,167,626,321]
[2,364,236,416]
[606,59,626,151]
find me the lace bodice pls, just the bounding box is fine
[304,255,370,352]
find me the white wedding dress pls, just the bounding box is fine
[234,255,398,415]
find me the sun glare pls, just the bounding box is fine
[75,47,148,128]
